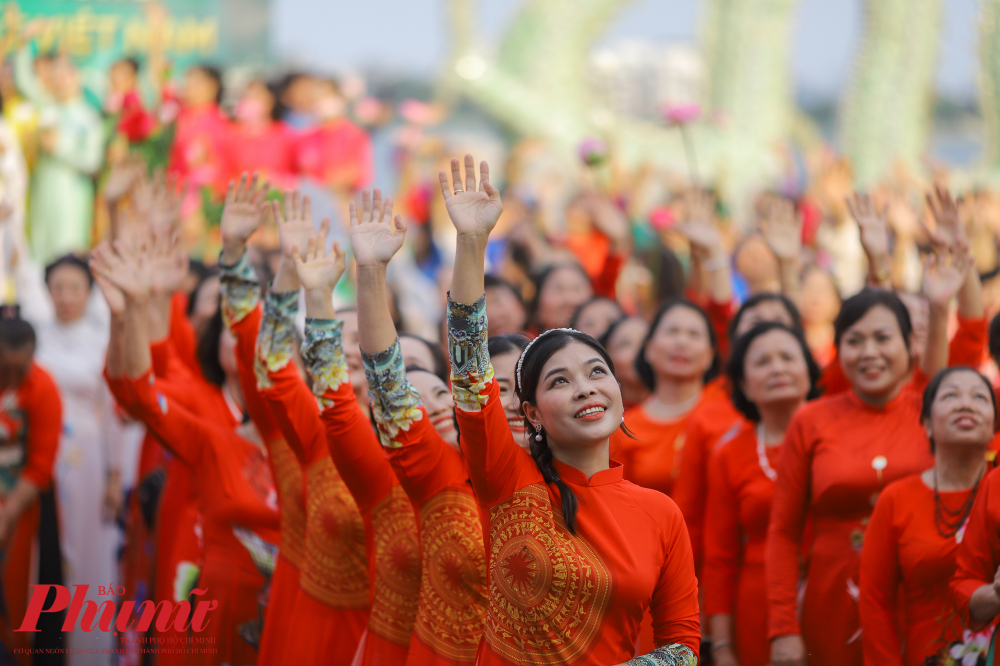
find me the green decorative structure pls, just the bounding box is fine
[840,0,943,187]
[980,0,1000,172]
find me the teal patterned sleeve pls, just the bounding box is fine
[301,318,351,410]
[447,293,494,413]
[254,288,298,390]
[219,250,260,328]
[625,645,698,666]
[361,339,424,450]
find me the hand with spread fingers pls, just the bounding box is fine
[90,244,126,316]
[925,184,967,249]
[760,196,801,262]
[148,229,189,298]
[274,189,326,262]
[90,236,154,303]
[846,192,890,261]
[104,155,146,205]
[922,242,974,308]
[220,172,271,264]
[349,188,406,269]
[675,187,723,259]
[293,227,347,321]
[438,154,503,240]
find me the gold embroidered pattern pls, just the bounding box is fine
[413,487,488,664]
[368,484,422,646]
[267,438,306,568]
[301,457,371,609]
[486,484,614,666]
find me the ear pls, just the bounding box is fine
[521,401,541,431]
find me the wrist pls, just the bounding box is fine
[304,289,336,319]
[356,263,388,277]
[456,232,490,250]
[220,239,248,266]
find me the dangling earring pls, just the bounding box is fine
[534,425,543,441]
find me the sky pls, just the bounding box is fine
[271,0,981,101]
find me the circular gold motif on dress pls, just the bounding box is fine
[369,484,422,646]
[302,458,370,608]
[413,487,487,664]
[485,483,614,666]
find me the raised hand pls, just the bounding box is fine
[91,236,153,302]
[220,172,270,262]
[438,154,503,240]
[293,225,346,294]
[922,243,974,307]
[925,185,967,248]
[846,192,890,260]
[273,190,323,261]
[675,188,723,259]
[89,244,126,316]
[148,229,189,297]
[147,169,184,234]
[104,155,145,205]
[760,196,802,262]
[349,189,405,269]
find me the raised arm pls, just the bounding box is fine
[441,156,538,504]
[761,196,803,305]
[351,188,468,502]
[847,193,892,290]
[294,233,397,509]
[677,187,731,306]
[921,243,973,380]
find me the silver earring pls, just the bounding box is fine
[534,425,543,441]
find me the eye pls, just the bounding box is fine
[590,365,607,377]
[548,376,568,388]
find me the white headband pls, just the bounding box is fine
[515,327,580,389]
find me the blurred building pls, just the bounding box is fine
[589,41,703,120]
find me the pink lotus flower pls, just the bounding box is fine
[578,138,607,166]
[662,103,701,125]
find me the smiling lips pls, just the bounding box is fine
[575,403,607,421]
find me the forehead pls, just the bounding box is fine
[48,263,89,285]
[544,266,588,289]
[539,340,604,374]
[580,299,621,319]
[937,369,990,394]
[492,350,520,379]
[746,328,800,357]
[656,305,706,331]
[845,304,901,333]
[400,337,433,361]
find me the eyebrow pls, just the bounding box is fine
[542,358,606,382]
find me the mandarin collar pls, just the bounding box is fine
[552,459,624,487]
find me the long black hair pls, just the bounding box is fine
[196,306,226,387]
[514,329,622,535]
[727,322,823,422]
[488,333,529,358]
[635,299,719,391]
[920,366,998,453]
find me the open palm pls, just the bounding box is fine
[220,173,269,247]
[846,192,890,259]
[438,155,503,239]
[91,238,153,301]
[293,229,346,292]
[275,190,320,260]
[923,244,973,306]
[349,189,405,268]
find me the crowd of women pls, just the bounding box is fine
[5,133,1000,666]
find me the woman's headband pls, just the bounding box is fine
[515,327,579,390]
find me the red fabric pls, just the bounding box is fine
[108,369,280,666]
[258,323,419,664]
[294,118,372,191]
[766,384,935,666]
[860,474,977,666]
[457,378,700,665]
[703,422,777,666]
[167,103,232,196]
[612,380,728,499]
[376,405,487,666]
[671,376,745,569]
[951,468,1000,624]
[224,121,298,189]
[229,305,370,663]
[0,364,61,654]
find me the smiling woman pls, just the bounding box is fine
[444,153,699,666]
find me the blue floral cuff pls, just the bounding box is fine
[301,318,351,409]
[362,339,423,449]
[447,293,493,412]
[219,250,259,328]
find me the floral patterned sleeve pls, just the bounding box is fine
[362,339,424,450]
[219,250,260,328]
[255,288,298,390]
[301,318,351,409]
[447,294,493,413]
[624,645,698,666]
